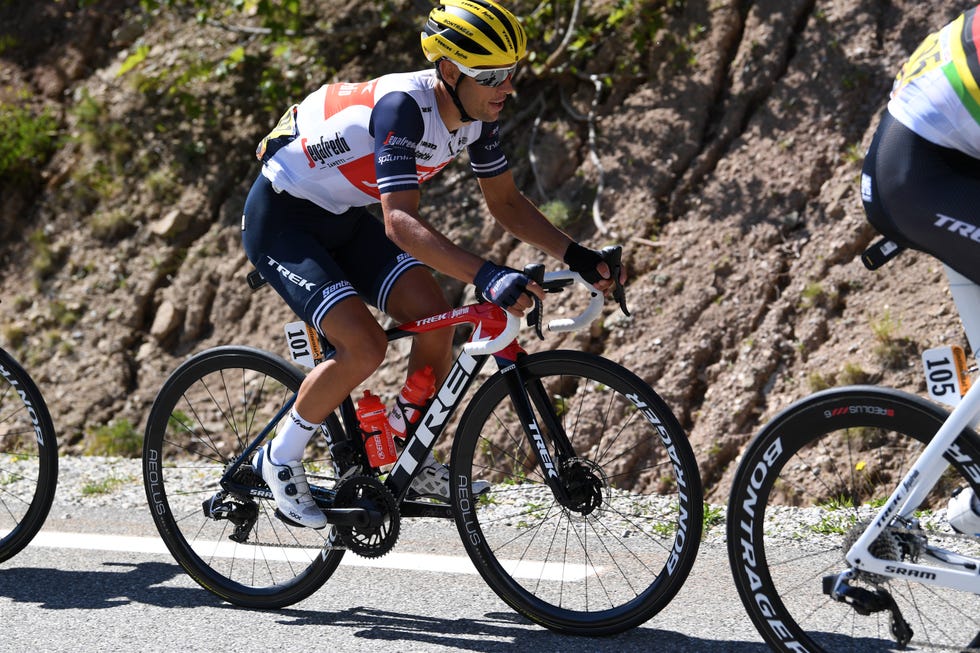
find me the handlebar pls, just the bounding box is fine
[462,245,628,356]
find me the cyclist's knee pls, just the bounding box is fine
[334,324,387,378]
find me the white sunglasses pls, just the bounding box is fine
[454,61,517,87]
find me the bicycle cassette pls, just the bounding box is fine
[332,475,400,558]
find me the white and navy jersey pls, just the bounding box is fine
[256,69,509,214]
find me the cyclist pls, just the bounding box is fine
[860,4,980,536]
[241,0,624,528]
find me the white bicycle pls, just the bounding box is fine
[727,239,980,652]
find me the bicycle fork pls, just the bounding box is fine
[499,355,597,512]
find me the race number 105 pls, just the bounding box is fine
[922,345,972,407]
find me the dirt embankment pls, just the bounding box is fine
[0,1,967,497]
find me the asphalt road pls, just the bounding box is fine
[0,481,769,653]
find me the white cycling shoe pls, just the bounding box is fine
[253,443,327,529]
[947,486,980,536]
[408,454,490,502]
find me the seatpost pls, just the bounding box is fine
[946,265,980,360]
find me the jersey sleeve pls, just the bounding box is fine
[467,121,510,178]
[369,91,425,195]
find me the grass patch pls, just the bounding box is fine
[84,418,142,457]
[81,475,134,496]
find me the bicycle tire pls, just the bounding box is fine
[727,385,980,652]
[451,350,702,635]
[142,345,345,608]
[0,348,58,563]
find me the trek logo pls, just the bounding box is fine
[529,420,558,479]
[383,131,418,149]
[302,132,351,168]
[265,256,316,290]
[934,213,980,244]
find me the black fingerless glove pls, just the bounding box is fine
[474,261,530,310]
[563,242,606,284]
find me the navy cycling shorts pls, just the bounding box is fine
[241,174,424,333]
[862,110,980,285]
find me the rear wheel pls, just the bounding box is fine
[142,346,344,608]
[0,348,57,562]
[451,350,702,635]
[727,386,980,652]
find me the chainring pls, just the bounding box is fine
[333,475,400,558]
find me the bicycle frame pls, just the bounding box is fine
[221,269,604,511]
[842,265,980,594]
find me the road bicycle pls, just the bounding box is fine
[141,246,703,636]
[727,239,980,652]
[0,344,58,562]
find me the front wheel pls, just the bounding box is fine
[0,348,58,563]
[142,346,345,608]
[451,350,702,635]
[727,386,980,652]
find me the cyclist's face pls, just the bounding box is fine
[455,70,515,122]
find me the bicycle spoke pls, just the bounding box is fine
[452,351,701,635]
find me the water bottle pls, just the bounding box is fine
[388,365,436,443]
[356,390,397,468]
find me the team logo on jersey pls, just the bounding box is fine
[383,131,418,150]
[302,132,352,169]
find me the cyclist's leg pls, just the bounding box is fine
[242,176,388,526]
[296,298,387,422]
[865,109,980,286]
[331,210,453,383]
[384,267,454,382]
[242,176,389,425]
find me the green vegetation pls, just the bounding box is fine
[870,311,913,369]
[85,418,143,457]
[540,199,574,229]
[81,475,134,496]
[0,100,59,184]
[703,502,724,530]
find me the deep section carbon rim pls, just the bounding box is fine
[0,348,58,563]
[142,346,344,608]
[727,386,980,652]
[451,350,702,635]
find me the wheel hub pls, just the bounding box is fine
[559,458,606,515]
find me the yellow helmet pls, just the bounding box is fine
[421,0,527,68]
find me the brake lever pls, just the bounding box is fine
[523,262,545,340]
[599,245,630,317]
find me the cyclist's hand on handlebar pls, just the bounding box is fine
[563,242,628,293]
[474,260,545,317]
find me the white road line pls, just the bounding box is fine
[24,531,595,581]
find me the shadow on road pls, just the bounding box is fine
[0,561,223,610]
[0,563,769,652]
[274,605,771,652]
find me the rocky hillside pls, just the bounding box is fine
[0,0,969,497]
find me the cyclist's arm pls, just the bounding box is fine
[382,189,485,284]
[368,92,484,282]
[477,170,573,261]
